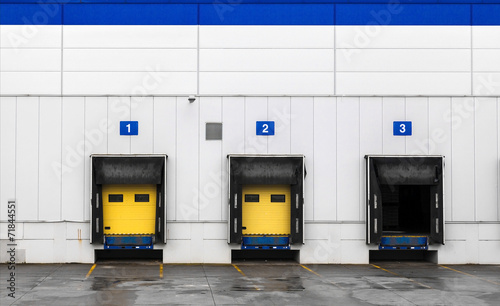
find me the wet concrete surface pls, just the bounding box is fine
[1,261,499,305]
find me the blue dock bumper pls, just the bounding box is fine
[242,236,290,250]
[379,236,428,250]
[104,235,153,249]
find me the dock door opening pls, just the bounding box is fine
[366,155,444,251]
[90,155,167,255]
[228,154,305,259]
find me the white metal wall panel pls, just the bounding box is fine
[472,26,500,49]
[200,49,334,72]
[0,25,62,48]
[498,98,500,222]
[336,26,471,96]
[63,26,197,48]
[359,97,383,221]
[222,97,245,155]
[473,49,500,72]
[291,97,314,221]
[313,97,337,221]
[474,98,498,221]
[64,49,197,72]
[63,72,197,95]
[199,72,334,95]
[337,72,471,96]
[0,98,17,222]
[222,97,245,221]
[131,98,154,153]
[1,49,61,71]
[337,49,470,72]
[24,223,55,240]
[153,97,177,221]
[359,97,383,151]
[268,97,291,154]
[405,98,429,155]
[62,26,198,95]
[428,97,453,221]
[336,26,470,49]
[244,97,268,154]
[472,73,500,96]
[199,26,335,49]
[336,97,360,221]
[176,98,199,221]
[479,241,500,264]
[107,97,130,154]
[198,97,223,221]
[61,97,85,221]
[38,97,62,221]
[83,97,108,221]
[16,97,39,221]
[451,98,475,221]
[1,72,61,95]
[382,97,406,155]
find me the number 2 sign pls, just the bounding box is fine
[120,121,139,136]
[256,121,275,136]
[393,121,412,136]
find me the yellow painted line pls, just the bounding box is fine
[301,265,344,289]
[371,264,432,289]
[232,264,246,277]
[159,264,163,279]
[85,264,97,279]
[439,265,500,286]
[232,265,260,291]
[300,265,322,278]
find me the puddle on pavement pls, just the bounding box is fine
[231,276,304,292]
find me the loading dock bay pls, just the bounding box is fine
[2,262,499,305]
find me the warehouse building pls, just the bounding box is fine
[0,0,499,264]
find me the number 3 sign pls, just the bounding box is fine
[256,121,275,136]
[393,121,412,136]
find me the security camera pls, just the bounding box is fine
[188,95,196,103]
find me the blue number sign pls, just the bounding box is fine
[393,121,412,136]
[120,121,139,135]
[256,121,275,136]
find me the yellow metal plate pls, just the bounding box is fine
[103,184,156,235]
[242,184,291,235]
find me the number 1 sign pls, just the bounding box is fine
[256,121,275,136]
[120,121,139,135]
[393,121,412,136]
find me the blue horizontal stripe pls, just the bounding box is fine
[0,4,62,24]
[64,4,198,25]
[200,4,334,25]
[3,1,500,3]
[336,4,471,25]
[473,4,500,24]
[1,3,500,25]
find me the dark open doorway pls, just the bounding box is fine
[381,184,431,235]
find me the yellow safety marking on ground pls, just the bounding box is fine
[371,264,432,289]
[232,265,260,291]
[159,264,163,279]
[300,265,322,277]
[85,264,97,279]
[242,184,291,235]
[103,184,156,235]
[439,265,500,286]
[301,265,344,289]
[232,264,246,277]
